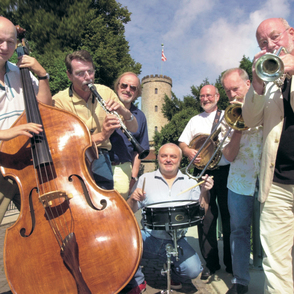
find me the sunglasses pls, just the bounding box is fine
[119,83,137,92]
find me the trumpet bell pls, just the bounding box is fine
[225,104,248,131]
[255,53,284,82]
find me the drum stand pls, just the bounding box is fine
[160,229,180,294]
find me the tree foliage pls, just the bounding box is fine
[1,0,141,95]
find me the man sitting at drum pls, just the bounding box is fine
[125,143,214,293]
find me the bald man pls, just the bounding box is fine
[0,16,52,223]
[243,17,294,293]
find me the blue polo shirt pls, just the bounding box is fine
[109,103,149,163]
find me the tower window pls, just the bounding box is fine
[155,88,158,94]
[155,105,158,112]
[155,126,158,132]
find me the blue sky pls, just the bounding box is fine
[117,0,294,99]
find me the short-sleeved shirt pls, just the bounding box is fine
[0,61,39,130]
[178,109,231,166]
[109,103,149,163]
[136,169,201,240]
[227,126,263,196]
[53,84,120,150]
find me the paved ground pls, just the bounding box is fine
[0,211,264,294]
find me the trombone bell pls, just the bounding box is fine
[225,104,248,131]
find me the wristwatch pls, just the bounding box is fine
[38,73,50,80]
[125,114,134,122]
[131,176,138,181]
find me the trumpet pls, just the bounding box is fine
[185,103,248,181]
[255,46,288,86]
[88,83,149,160]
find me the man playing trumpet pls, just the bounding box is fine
[242,18,294,294]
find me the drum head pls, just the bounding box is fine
[142,200,204,230]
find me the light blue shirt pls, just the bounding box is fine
[135,169,201,239]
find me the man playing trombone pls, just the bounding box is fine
[242,17,294,294]
[179,85,232,279]
[221,68,263,294]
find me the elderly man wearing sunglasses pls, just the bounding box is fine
[109,72,149,199]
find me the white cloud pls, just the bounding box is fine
[118,0,294,98]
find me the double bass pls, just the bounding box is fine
[0,27,142,293]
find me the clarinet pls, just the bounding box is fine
[88,83,149,160]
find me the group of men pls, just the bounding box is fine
[1,13,294,294]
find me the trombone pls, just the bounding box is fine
[184,104,248,181]
[255,46,288,86]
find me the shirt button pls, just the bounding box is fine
[270,163,275,168]
[274,139,279,143]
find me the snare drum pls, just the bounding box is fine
[142,200,205,231]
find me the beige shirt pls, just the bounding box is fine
[242,79,294,203]
[53,84,121,150]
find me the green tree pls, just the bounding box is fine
[239,55,253,81]
[2,0,141,95]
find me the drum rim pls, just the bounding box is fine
[144,199,199,208]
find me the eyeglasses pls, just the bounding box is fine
[74,69,95,78]
[119,83,137,92]
[258,28,289,50]
[200,94,216,99]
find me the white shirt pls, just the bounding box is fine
[0,62,39,131]
[179,109,231,166]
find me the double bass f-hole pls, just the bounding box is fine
[15,26,92,293]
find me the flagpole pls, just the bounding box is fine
[161,44,163,75]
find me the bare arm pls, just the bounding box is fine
[198,174,213,214]
[129,153,141,192]
[0,123,43,141]
[127,187,145,213]
[222,130,242,162]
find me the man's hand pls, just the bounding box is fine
[200,174,214,192]
[252,50,267,95]
[0,123,43,141]
[129,187,146,202]
[17,55,47,77]
[101,114,121,140]
[127,187,146,213]
[185,148,201,165]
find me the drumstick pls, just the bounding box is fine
[177,176,214,195]
[142,178,146,194]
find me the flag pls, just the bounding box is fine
[161,44,167,61]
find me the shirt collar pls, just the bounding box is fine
[154,169,185,181]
